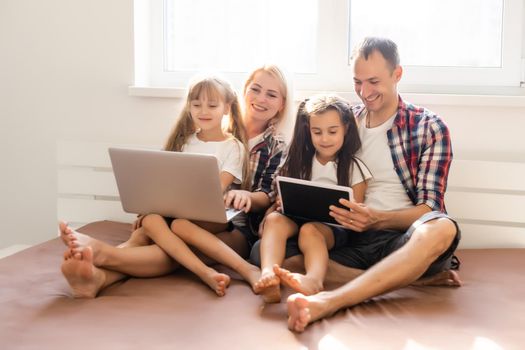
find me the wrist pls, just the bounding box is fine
[373,210,389,230]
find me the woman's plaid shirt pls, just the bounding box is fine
[248,125,288,202]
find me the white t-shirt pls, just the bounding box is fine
[311,156,372,186]
[183,133,245,184]
[356,113,414,211]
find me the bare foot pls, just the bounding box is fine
[58,220,107,266]
[239,264,263,294]
[61,247,106,298]
[58,220,75,246]
[287,292,335,333]
[274,265,323,295]
[201,269,231,297]
[413,270,462,287]
[254,267,281,303]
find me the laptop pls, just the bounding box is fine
[276,176,353,227]
[108,147,242,223]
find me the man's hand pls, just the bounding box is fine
[224,190,252,213]
[329,199,381,232]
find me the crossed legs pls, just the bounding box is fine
[286,217,459,332]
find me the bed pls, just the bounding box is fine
[1,220,524,349]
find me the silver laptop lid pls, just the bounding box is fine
[109,147,240,223]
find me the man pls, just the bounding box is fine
[277,37,461,332]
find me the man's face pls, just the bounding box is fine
[352,50,401,116]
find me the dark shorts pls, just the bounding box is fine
[249,221,352,266]
[329,211,461,277]
[250,211,461,276]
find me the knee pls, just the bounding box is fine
[298,223,325,245]
[265,211,286,226]
[141,214,164,230]
[170,219,191,237]
[260,212,286,237]
[413,218,457,257]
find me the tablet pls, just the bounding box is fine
[276,176,353,227]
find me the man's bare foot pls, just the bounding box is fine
[201,269,230,297]
[61,247,106,298]
[58,220,107,266]
[274,265,323,295]
[254,267,281,303]
[287,292,335,333]
[413,270,462,287]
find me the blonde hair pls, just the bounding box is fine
[243,64,293,136]
[164,76,251,190]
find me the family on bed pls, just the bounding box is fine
[58,37,462,333]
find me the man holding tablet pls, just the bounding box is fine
[284,37,461,332]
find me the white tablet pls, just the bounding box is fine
[276,176,353,227]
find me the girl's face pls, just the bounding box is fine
[189,92,229,134]
[244,71,284,126]
[309,109,346,164]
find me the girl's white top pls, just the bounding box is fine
[311,156,372,186]
[183,133,245,184]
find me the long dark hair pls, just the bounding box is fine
[280,94,366,187]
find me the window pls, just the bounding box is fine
[134,0,524,91]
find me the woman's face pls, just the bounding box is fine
[244,71,285,126]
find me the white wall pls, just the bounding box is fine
[1,0,524,250]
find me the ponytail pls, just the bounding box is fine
[227,96,251,190]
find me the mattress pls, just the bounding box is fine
[1,220,523,349]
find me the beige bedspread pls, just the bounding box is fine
[1,221,523,349]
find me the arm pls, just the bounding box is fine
[330,200,431,232]
[219,171,235,193]
[350,181,367,203]
[331,113,451,232]
[224,189,270,213]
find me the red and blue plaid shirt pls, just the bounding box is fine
[353,96,452,212]
[249,124,288,202]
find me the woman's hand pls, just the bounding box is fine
[132,214,145,231]
[224,190,252,213]
[329,199,380,232]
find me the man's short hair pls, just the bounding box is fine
[351,37,400,72]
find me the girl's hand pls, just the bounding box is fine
[132,214,145,231]
[275,195,283,213]
[224,190,252,213]
[329,199,379,232]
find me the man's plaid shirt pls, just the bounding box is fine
[353,96,452,212]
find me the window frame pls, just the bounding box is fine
[133,0,525,92]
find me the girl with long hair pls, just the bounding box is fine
[254,94,372,302]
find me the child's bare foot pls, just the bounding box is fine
[254,267,281,303]
[238,263,262,294]
[287,292,334,332]
[412,270,462,287]
[58,220,107,266]
[61,247,105,298]
[274,265,323,295]
[202,269,231,297]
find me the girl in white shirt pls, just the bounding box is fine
[140,75,261,297]
[254,94,371,302]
